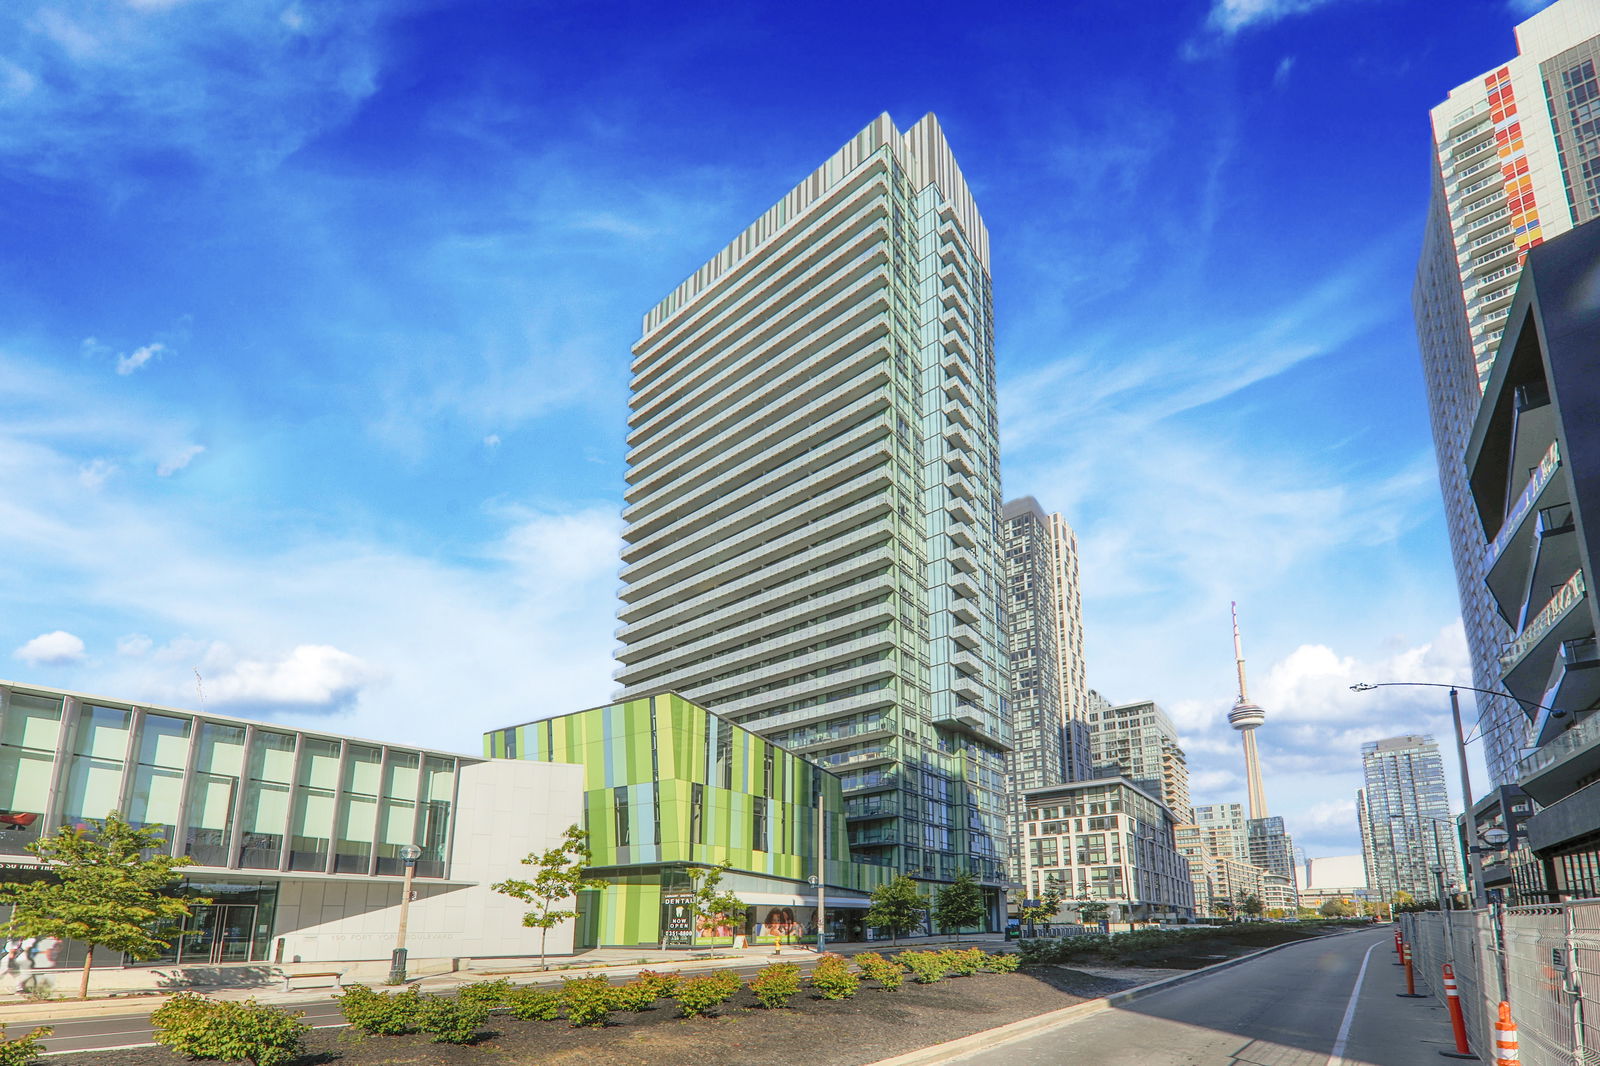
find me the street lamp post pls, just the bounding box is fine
[388,843,423,984]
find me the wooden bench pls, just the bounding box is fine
[281,971,344,993]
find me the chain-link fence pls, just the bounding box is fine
[1400,901,1596,1066]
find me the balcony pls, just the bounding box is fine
[951,623,981,650]
[947,498,977,527]
[1452,134,1498,166]
[812,746,896,770]
[949,572,980,602]
[1499,569,1590,705]
[1518,705,1600,806]
[1533,638,1600,746]
[1484,439,1564,608]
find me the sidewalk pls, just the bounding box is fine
[0,933,1010,1024]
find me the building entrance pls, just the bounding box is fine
[177,904,257,964]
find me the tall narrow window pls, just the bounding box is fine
[753,797,768,852]
[614,786,631,848]
[0,691,62,855]
[690,782,704,849]
[238,731,295,869]
[762,746,774,798]
[715,719,733,790]
[185,722,247,867]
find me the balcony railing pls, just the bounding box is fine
[1500,569,1587,673]
[1487,439,1560,567]
[1517,702,1600,780]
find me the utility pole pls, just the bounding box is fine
[1448,689,1486,907]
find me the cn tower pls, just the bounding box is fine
[1227,602,1269,819]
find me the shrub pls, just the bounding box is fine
[455,978,514,1008]
[899,950,950,984]
[608,979,659,1012]
[634,970,680,999]
[979,951,1021,973]
[560,977,614,1027]
[334,984,422,1035]
[416,996,490,1044]
[505,986,563,1021]
[809,953,859,1000]
[0,1023,53,1066]
[151,993,308,1066]
[673,971,741,1017]
[749,963,800,1008]
[854,952,905,991]
[940,948,986,976]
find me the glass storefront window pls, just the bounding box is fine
[0,691,61,855]
[335,746,380,873]
[287,739,339,871]
[126,714,190,852]
[61,706,132,828]
[184,723,247,866]
[239,732,295,870]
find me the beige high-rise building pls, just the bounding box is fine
[612,113,1011,894]
[999,497,1092,881]
[1086,699,1191,824]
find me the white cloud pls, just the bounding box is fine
[117,633,153,656]
[1206,0,1341,34]
[115,342,163,375]
[14,630,87,666]
[1505,0,1554,15]
[1274,56,1295,88]
[483,434,501,448]
[156,443,205,476]
[78,458,118,488]
[197,643,384,712]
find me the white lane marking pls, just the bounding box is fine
[1327,940,1380,1066]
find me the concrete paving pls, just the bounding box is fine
[940,928,1468,1066]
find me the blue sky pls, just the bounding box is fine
[0,0,1556,860]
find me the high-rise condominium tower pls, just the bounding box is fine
[1415,0,1600,785]
[1358,735,1463,902]
[1086,699,1191,823]
[1000,497,1092,880]
[613,114,1010,891]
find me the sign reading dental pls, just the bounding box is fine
[661,894,695,948]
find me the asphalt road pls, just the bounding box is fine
[27,959,818,1055]
[953,928,1465,1066]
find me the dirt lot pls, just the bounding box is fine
[45,967,1134,1066]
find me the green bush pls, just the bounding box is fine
[416,996,490,1044]
[607,979,658,1012]
[899,950,951,984]
[809,953,859,1000]
[0,1023,53,1066]
[455,978,514,1008]
[560,977,613,1027]
[854,951,905,991]
[748,963,800,1008]
[673,971,741,1017]
[151,992,308,1066]
[334,984,422,1035]
[940,948,986,976]
[980,951,1021,973]
[505,986,563,1021]
[634,970,680,999]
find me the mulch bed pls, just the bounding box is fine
[45,968,1137,1066]
[1102,925,1351,970]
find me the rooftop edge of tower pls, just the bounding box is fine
[639,111,991,338]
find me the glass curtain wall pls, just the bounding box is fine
[287,739,339,871]
[335,745,380,873]
[60,705,131,829]
[375,751,419,875]
[239,732,295,869]
[417,757,454,878]
[126,713,190,850]
[0,691,62,853]
[186,723,246,866]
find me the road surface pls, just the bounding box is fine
[955,928,1468,1066]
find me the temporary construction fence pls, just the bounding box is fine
[1399,900,1597,1065]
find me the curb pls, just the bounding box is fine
[861,929,1374,1066]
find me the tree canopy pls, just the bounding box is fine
[931,873,985,938]
[864,875,925,944]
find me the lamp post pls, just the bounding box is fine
[388,843,423,984]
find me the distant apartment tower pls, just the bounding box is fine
[1087,699,1191,823]
[612,114,1011,892]
[1415,0,1600,785]
[1192,803,1249,863]
[1358,736,1463,902]
[999,498,1091,878]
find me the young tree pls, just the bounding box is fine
[687,861,747,942]
[931,873,986,941]
[1319,896,1356,918]
[1075,892,1110,927]
[1016,877,1064,933]
[1239,893,1264,919]
[0,813,205,1000]
[864,875,926,945]
[491,824,606,970]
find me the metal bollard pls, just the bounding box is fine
[1438,963,1474,1059]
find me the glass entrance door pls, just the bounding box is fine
[181,904,258,964]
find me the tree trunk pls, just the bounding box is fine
[79,944,95,1000]
[540,925,548,972]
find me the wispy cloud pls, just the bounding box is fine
[115,342,162,375]
[1206,0,1345,35]
[156,444,204,476]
